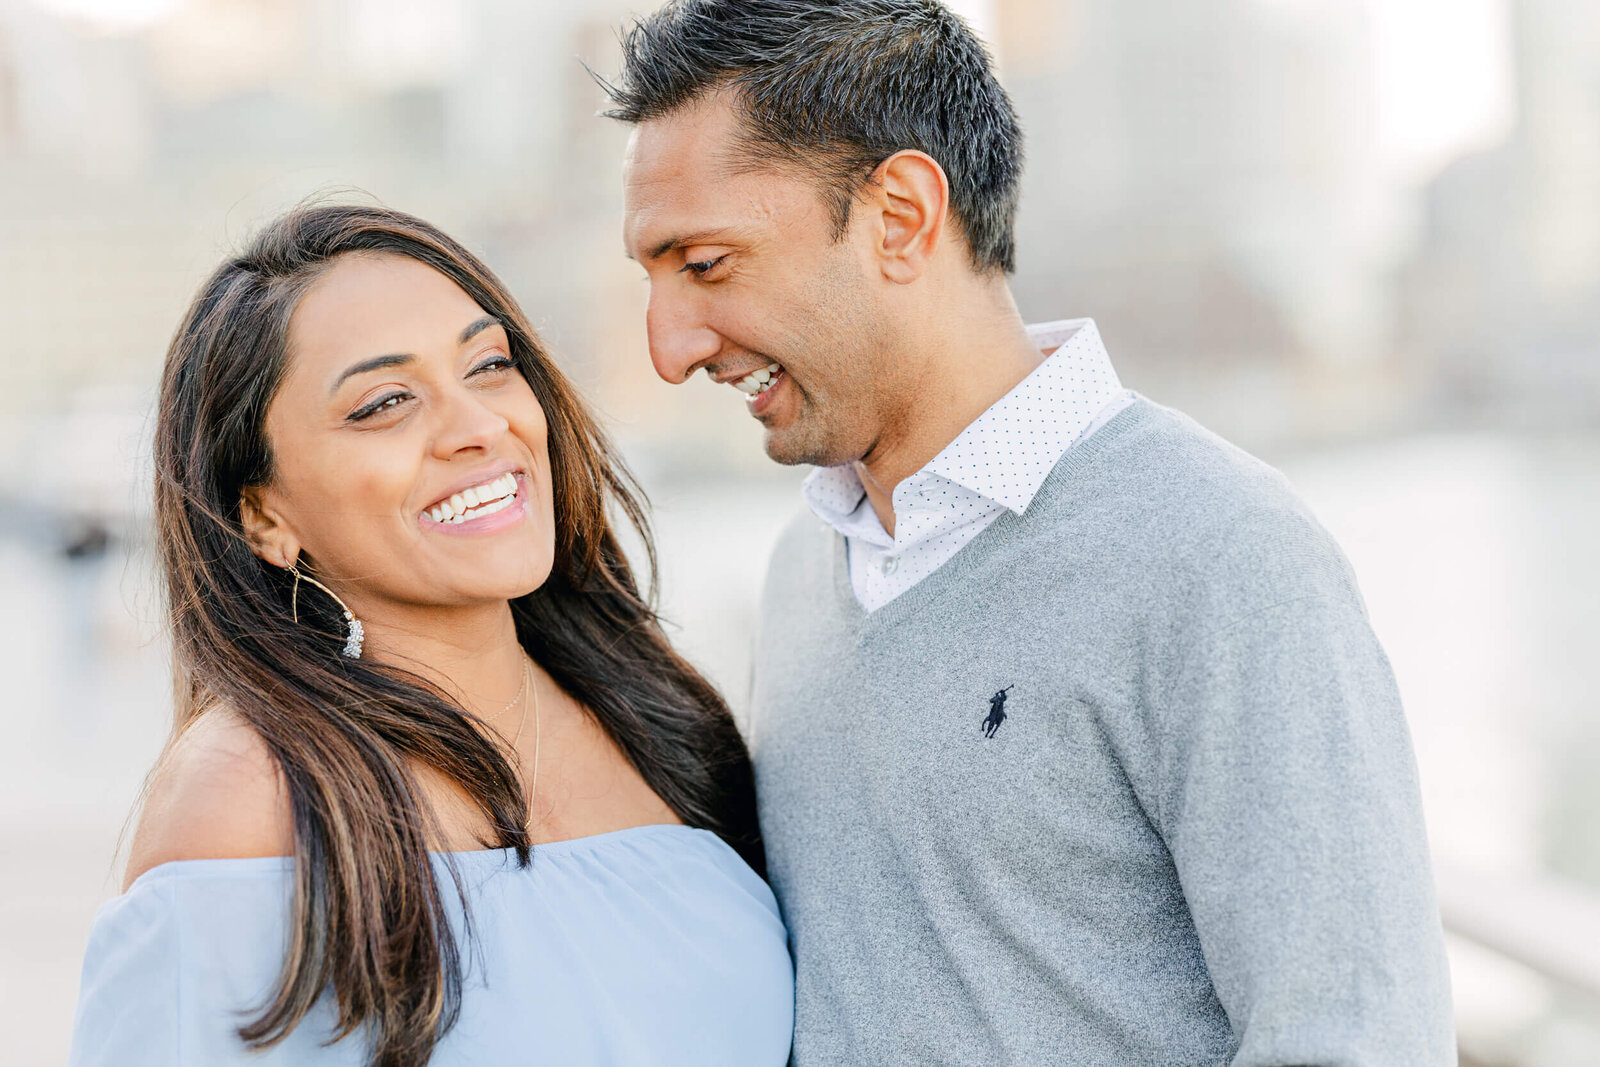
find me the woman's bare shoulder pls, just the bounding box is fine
[122,708,293,890]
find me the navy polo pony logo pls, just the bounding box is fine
[981,686,1013,738]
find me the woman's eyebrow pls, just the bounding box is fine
[330,353,412,395]
[327,318,499,395]
[458,315,499,344]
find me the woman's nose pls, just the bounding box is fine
[431,389,509,458]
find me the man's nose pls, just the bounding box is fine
[645,289,721,385]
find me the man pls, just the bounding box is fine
[610,1,1455,1063]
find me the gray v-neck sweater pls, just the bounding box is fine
[750,398,1454,1066]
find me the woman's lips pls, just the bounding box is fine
[419,473,530,537]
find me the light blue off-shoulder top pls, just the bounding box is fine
[69,825,793,1066]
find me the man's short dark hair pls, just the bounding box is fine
[603,0,1025,275]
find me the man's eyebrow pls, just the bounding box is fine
[331,353,412,395]
[458,315,499,344]
[637,229,735,262]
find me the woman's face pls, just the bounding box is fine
[246,252,556,617]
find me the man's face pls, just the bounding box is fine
[622,94,904,467]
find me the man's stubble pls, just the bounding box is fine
[759,250,911,471]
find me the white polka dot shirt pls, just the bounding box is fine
[802,318,1131,612]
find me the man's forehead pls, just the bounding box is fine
[623,121,799,258]
[622,190,762,263]
[622,161,740,260]
[623,110,754,204]
[633,89,743,152]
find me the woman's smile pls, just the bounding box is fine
[420,469,531,536]
[249,251,559,615]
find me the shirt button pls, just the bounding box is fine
[882,556,898,576]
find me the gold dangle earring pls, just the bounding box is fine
[288,564,364,659]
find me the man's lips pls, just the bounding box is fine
[705,362,787,416]
[746,368,785,415]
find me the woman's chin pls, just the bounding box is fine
[396,550,554,611]
[462,564,554,606]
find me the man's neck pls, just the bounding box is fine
[855,286,1042,538]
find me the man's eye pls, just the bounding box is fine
[679,256,727,278]
[349,392,410,421]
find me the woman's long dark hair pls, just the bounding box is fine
[153,203,762,1067]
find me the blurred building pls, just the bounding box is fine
[1400,0,1600,421]
[998,0,1399,440]
[0,0,1595,476]
[0,0,693,524]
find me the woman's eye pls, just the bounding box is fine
[348,392,410,421]
[679,256,727,278]
[471,355,515,375]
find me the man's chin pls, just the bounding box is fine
[762,422,860,469]
[761,428,816,467]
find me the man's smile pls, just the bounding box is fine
[730,362,782,397]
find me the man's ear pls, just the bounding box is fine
[239,485,299,570]
[865,150,950,285]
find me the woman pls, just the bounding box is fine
[68,205,793,1066]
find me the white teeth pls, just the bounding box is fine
[439,493,516,524]
[734,364,783,396]
[483,474,515,502]
[426,472,520,525]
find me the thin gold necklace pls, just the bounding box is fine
[507,659,541,825]
[480,662,530,727]
[463,657,538,842]
[507,659,532,744]
[524,662,544,825]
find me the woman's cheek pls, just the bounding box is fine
[319,458,416,555]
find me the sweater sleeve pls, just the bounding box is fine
[1151,517,1455,1066]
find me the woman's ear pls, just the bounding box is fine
[239,486,299,569]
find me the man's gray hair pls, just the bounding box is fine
[602,0,1025,275]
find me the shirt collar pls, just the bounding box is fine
[801,457,874,538]
[926,318,1119,512]
[802,317,1121,526]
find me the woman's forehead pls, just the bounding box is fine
[286,254,493,385]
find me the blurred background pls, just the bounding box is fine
[0,0,1596,1063]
